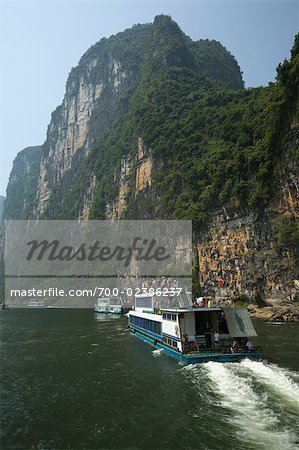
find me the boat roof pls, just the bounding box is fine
[222,307,257,337]
[161,307,222,313]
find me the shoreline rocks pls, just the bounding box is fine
[249,305,299,322]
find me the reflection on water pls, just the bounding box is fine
[0,310,298,450]
[94,313,121,323]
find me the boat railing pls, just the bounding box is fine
[184,345,263,355]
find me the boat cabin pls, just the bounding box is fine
[94,297,131,315]
[94,298,122,314]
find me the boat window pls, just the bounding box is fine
[135,296,153,309]
[162,336,178,348]
[130,316,161,335]
[98,298,109,304]
[163,313,177,321]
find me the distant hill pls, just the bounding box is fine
[0,196,5,222]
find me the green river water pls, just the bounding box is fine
[0,310,298,450]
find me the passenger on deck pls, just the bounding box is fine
[245,339,254,351]
[196,297,203,307]
[182,333,189,353]
[189,340,197,351]
[213,330,220,348]
[153,299,160,314]
[231,338,240,353]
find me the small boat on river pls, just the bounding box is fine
[27,300,45,308]
[94,298,122,315]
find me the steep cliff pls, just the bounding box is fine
[3,146,41,219]
[36,24,152,218]
[3,15,298,302]
[196,39,299,302]
[0,196,5,222]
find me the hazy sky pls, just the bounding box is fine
[0,0,298,196]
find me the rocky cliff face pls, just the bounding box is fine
[3,16,298,303]
[3,146,41,219]
[35,24,152,218]
[197,123,299,301]
[36,56,128,215]
[0,196,5,222]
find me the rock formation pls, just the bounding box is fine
[2,16,298,304]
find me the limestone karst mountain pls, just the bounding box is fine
[2,15,299,301]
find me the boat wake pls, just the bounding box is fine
[183,360,299,450]
[240,359,299,408]
[152,349,164,357]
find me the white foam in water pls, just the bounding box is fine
[205,361,298,450]
[152,349,164,357]
[182,364,198,372]
[241,359,299,408]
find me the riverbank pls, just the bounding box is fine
[249,305,299,322]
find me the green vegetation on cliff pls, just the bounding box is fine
[4,16,298,234]
[38,15,246,220]
[2,15,298,300]
[278,218,299,247]
[88,17,298,233]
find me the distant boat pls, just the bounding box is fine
[94,298,122,315]
[27,299,45,308]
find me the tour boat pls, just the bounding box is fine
[94,298,122,315]
[128,294,262,364]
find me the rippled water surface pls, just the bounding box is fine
[1,310,298,449]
